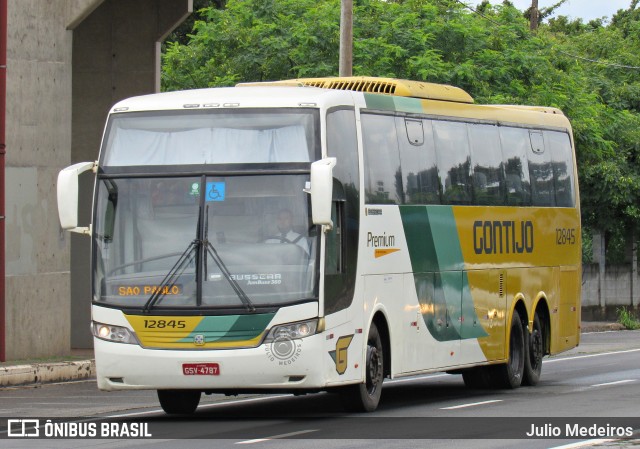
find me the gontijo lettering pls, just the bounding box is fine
[473,220,534,255]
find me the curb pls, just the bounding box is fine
[581,322,626,333]
[0,360,95,387]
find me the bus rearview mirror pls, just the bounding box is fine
[57,161,96,235]
[307,157,336,230]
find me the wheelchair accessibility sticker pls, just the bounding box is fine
[206,182,226,202]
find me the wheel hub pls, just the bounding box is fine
[531,329,543,366]
[366,345,381,394]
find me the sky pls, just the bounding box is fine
[508,0,634,22]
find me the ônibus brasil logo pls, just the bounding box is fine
[265,331,302,365]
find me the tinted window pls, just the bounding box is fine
[468,124,504,205]
[546,131,575,207]
[326,109,360,314]
[397,117,440,205]
[433,121,472,204]
[500,127,532,206]
[362,114,402,204]
[528,130,555,206]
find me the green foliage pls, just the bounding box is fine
[162,0,640,260]
[617,306,640,330]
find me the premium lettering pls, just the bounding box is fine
[367,232,395,248]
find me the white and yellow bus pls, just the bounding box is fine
[57,77,581,414]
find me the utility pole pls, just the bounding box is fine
[530,0,539,31]
[339,0,353,77]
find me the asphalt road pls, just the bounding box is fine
[1,329,639,448]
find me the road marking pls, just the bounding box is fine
[546,348,640,363]
[548,438,617,449]
[441,399,502,410]
[590,379,635,388]
[236,429,318,444]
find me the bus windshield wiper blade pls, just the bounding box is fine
[205,240,256,313]
[142,240,197,313]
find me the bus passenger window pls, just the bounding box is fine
[546,131,575,207]
[433,121,472,205]
[397,118,440,205]
[500,127,532,206]
[528,131,555,207]
[362,113,402,204]
[468,124,504,205]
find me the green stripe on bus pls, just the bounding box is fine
[399,206,439,273]
[179,313,275,343]
[393,96,424,114]
[364,93,396,111]
[400,206,487,341]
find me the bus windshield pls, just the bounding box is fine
[92,174,317,310]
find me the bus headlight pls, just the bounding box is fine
[92,321,139,345]
[264,319,318,343]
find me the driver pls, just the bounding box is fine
[264,209,310,254]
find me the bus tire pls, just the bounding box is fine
[523,313,543,386]
[157,389,201,415]
[462,367,491,389]
[492,309,525,389]
[339,322,384,412]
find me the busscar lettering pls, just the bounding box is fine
[473,220,534,255]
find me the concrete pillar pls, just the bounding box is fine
[69,0,191,348]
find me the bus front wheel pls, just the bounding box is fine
[157,389,201,415]
[339,322,384,412]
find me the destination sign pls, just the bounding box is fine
[115,285,182,296]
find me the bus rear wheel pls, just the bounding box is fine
[523,313,544,386]
[492,309,525,389]
[339,322,384,412]
[157,389,201,415]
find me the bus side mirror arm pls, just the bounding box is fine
[57,161,97,235]
[305,157,336,232]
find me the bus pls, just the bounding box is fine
[57,76,581,414]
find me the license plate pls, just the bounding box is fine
[182,363,220,376]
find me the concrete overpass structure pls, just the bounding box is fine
[2,0,192,360]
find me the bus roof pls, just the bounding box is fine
[109,86,354,113]
[109,77,571,131]
[239,76,475,104]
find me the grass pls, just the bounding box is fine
[617,307,640,330]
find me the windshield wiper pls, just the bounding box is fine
[142,204,255,313]
[204,239,255,313]
[142,240,197,313]
[143,203,204,313]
